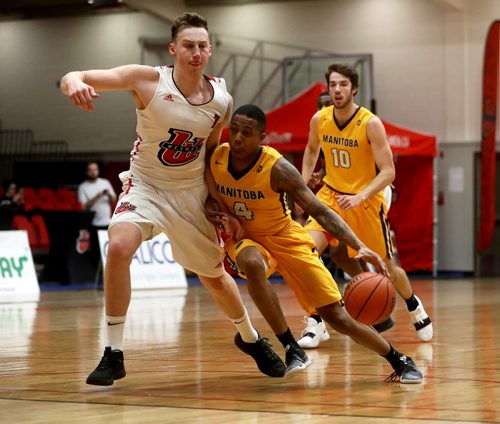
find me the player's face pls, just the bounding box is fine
[228,114,265,161]
[328,72,356,109]
[169,27,212,71]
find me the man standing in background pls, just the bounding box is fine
[78,161,117,271]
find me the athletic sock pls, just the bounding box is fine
[382,344,404,370]
[405,294,419,312]
[231,309,259,343]
[276,328,296,349]
[310,314,322,324]
[105,315,126,351]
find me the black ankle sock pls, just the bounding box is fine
[405,294,419,312]
[310,314,322,324]
[382,344,404,370]
[277,328,296,348]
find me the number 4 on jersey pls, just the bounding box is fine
[233,202,253,220]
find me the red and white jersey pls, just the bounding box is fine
[130,66,229,191]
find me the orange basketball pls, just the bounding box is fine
[343,272,396,325]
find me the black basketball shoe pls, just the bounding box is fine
[234,333,286,377]
[386,355,423,384]
[86,346,126,386]
[284,342,312,378]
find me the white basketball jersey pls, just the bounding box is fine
[130,66,229,191]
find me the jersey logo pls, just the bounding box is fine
[163,94,174,102]
[158,128,205,166]
[257,165,263,173]
[115,201,137,214]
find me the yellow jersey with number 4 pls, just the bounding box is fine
[319,105,377,194]
[210,144,291,237]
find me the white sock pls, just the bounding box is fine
[105,315,126,351]
[231,309,258,343]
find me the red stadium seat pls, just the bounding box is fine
[38,187,58,203]
[22,187,39,212]
[31,214,50,251]
[12,214,38,248]
[56,187,82,211]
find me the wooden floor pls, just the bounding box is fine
[1,277,499,423]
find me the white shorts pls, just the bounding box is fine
[109,171,225,278]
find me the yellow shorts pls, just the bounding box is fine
[305,184,393,259]
[225,239,278,279]
[224,220,342,314]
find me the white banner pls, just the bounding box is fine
[98,230,187,289]
[0,231,40,302]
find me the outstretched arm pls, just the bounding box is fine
[271,157,388,275]
[60,65,158,111]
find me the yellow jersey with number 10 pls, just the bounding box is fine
[210,144,292,237]
[319,105,377,194]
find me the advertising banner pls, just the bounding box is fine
[0,231,40,302]
[98,230,187,289]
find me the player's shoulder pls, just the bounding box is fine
[262,145,282,160]
[205,74,227,91]
[205,74,225,84]
[364,109,383,129]
[311,107,329,125]
[212,142,230,159]
[359,106,378,121]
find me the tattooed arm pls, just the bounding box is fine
[270,157,388,274]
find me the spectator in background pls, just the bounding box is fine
[78,161,117,269]
[0,179,24,212]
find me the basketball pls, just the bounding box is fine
[343,272,396,325]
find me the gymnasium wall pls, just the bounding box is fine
[1,0,499,272]
[0,11,168,152]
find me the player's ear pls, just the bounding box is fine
[168,42,176,56]
[259,132,266,142]
[352,86,358,96]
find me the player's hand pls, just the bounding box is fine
[205,205,226,227]
[307,172,323,189]
[335,194,364,210]
[354,247,389,277]
[67,80,100,112]
[221,214,244,242]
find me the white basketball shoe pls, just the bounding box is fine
[297,316,330,349]
[409,296,433,341]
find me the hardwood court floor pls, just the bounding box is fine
[0,278,499,423]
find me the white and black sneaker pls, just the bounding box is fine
[386,355,423,384]
[297,316,330,349]
[284,343,311,378]
[409,296,433,341]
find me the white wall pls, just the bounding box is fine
[0,11,169,151]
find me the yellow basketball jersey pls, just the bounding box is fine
[318,105,377,194]
[210,144,292,236]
